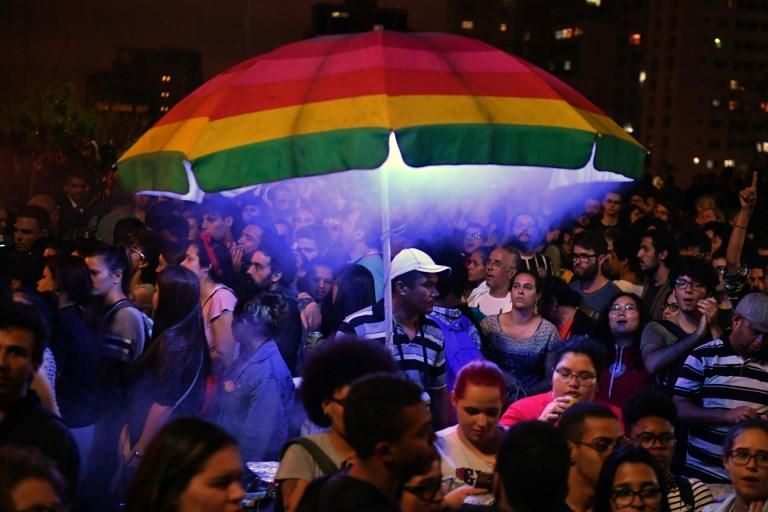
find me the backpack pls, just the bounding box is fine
[273,437,340,512]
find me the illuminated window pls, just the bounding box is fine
[554,27,583,40]
[714,37,723,48]
[623,123,634,133]
[638,70,647,84]
[586,0,601,5]
[712,99,721,107]
[730,79,739,90]
[523,31,531,42]
[563,60,572,71]
[461,20,475,30]
[499,23,508,32]
[728,100,738,110]
[761,102,768,112]
[693,156,701,164]
[724,159,735,167]
[160,91,170,98]
[629,33,642,45]
[372,24,384,31]
[331,11,349,18]
[706,159,714,169]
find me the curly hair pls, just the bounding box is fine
[299,338,398,427]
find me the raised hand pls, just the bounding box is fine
[739,171,758,210]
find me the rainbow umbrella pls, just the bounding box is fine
[118,31,646,344]
[118,30,645,196]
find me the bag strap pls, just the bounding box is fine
[170,351,204,414]
[674,475,695,509]
[280,437,339,475]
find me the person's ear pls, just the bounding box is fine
[353,227,365,242]
[659,249,669,263]
[598,254,608,266]
[450,390,458,408]
[395,280,409,296]
[271,271,283,285]
[567,441,578,465]
[373,440,396,464]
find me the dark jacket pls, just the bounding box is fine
[0,391,80,494]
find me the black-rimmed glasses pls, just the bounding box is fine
[610,485,662,508]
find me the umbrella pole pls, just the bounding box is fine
[381,148,393,348]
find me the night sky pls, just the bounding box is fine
[0,0,453,110]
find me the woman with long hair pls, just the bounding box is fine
[480,270,561,395]
[436,361,506,509]
[182,239,238,371]
[121,266,210,471]
[595,293,651,408]
[124,417,245,512]
[320,264,375,337]
[594,445,670,512]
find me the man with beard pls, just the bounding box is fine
[674,293,768,483]
[297,374,436,512]
[244,233,302,375]
[508,213,553,278]
[638,229,677,321]
[568,231,620,318]
[640,256,721,390]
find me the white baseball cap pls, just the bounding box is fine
[390,248,451,280]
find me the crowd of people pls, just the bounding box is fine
[0,159,767,512]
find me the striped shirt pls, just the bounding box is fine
[674,337,768,483]
[668,477,713,512]
[339,301,446,390]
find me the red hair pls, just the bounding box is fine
[454,360,506,400]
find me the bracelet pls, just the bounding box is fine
[734,224,748,229]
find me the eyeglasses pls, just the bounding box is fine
[403,477,453,503]
[464,232,483,240]
[609,303,638,313]
[554,367,597,384]
[610,485,662,508]
[673,277,706,292]
[574,436,626,456]
[728,449,768,468]
[663,303,679,313]
[633,433,677,449]
[487,260,508,270]
[572,253,599,262]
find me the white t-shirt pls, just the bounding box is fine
[468,283,512,317]
[435,425,495,490]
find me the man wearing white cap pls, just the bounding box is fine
[340,248,451,427]
[674,292,768,483]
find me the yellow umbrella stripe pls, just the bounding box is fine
[120,95,640,162]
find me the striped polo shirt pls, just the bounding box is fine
[339,301,446,391]
[674,337,768,483]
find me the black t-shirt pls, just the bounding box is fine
[297,472,399,512]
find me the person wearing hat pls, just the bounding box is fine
[339,248,451,428]
[673,292,768,484]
